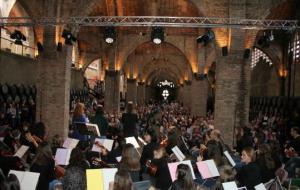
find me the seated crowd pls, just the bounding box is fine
[0,99,300,190]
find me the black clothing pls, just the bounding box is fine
[30,159,55,190]
[140,142,158,165]
[236,135,253,154]
[236,162,262,190]
[152,157,172,190]
[206,140,223,166]
[290,135,300,155]
[121,113,138,137]
[256,157,276,183]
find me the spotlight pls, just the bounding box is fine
[37,42,44,52]
[222,46,228,56]
[57,42,62,52]
[151,27,164,44]
[10,30,26,45]
[197,30,215,45]
[62,29,76,45]
[244,49,251,59]
[104,26,116,44]
[257,31,273,48]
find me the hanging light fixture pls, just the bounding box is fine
[62,29,76,45]
[10,30,26,45]
[104,26,116,44]
[151,27,164,44]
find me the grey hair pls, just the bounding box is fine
[63,167,86,190]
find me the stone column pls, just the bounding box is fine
[191,75,209,116]
[36,26,72,139]
[183,81,192,109]
[214,54,250,147]
[104,70,120,113]
[137,82,145,105]
[126,78,137,104]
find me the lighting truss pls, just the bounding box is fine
[0,16,298,30]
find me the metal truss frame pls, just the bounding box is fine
[0,16,298,30]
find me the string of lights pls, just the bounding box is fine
[0,16,298,30]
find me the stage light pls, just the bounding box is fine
[222,46,228,56]
[151,27,164,44]
[62,29,76,45]
[37,42,44,52]
[57,42,62,52]
[10,30,26,45]
[104,26,116,44]
[244,49,251,59]
[197,30,215,45]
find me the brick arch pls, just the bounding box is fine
[82,57,103,72]
[141,60,184,82]
[146,69,180,85]
[122,41,193,76]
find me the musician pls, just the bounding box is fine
[236,147,262,190]
[72,103,89,141]
[151,146,172,190]
[140,128,158,166]
[3,129,21,153]
[284,127,300,178]
[166,125,178,155]
[0,170,20,190]
[140,128,159,179]
[109,170,135,190]
[119,144,141,182]
[121,102,138,138]
[30,142,55,190]
[169,164,199,190]
[68,147,90,170]
[90,105,108,137]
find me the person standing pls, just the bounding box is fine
[90,105,108,137]
[121,102,138,138]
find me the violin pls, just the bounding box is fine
[146,160,157,176]
[91,157,117,168]
[55,165,65,179]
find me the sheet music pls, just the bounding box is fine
[171,146,185,161]
[92,138,114,152]
[9,170,40,190]
[138,136,147,145]
[168,160,195,182]
[125,137,140,148]
[222,181,239,190]
[102,168,117,190]
[196,160,220,179]
[55,148,71,165]
[255,183,267,190]
[86,123,100,136]
[206,160,220,177]
[14,145,29,158]
[86,169,103,190]
[224,151,236,167]
[63,138,79,149]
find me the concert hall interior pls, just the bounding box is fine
[1,0,300,190]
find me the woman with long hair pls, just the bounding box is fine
[119,143,141,182]
[256,144,277,183]
[236,147,262,190]
[72,103,89,141]
[169,164,198,190]
[30,142,55,190]
[109,170,134,190]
